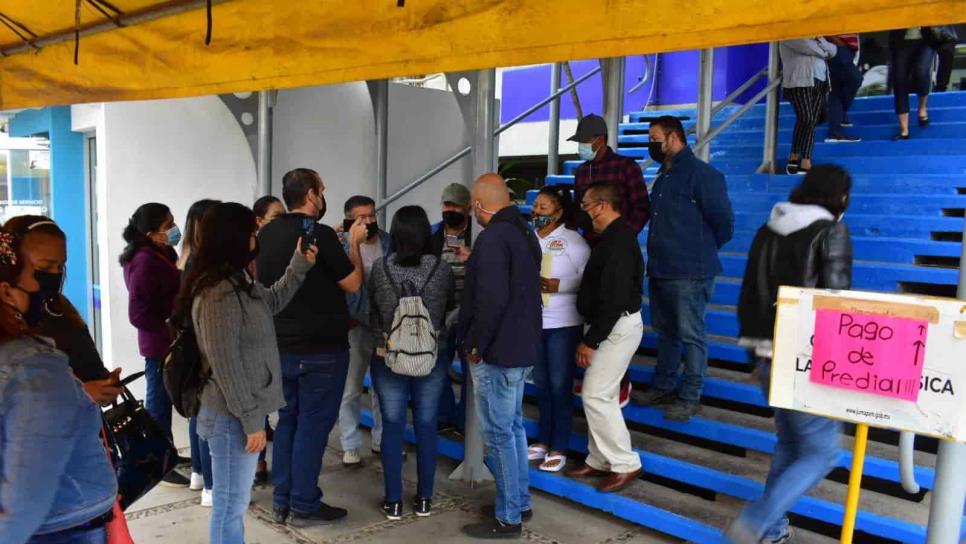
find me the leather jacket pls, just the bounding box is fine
[738,203,853,341]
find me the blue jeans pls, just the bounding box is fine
[731,359,842,542]
[272,350,349,513]
[649,278,714,402]
[189,416,213,489]
[471,363,532,525]
[28,527,105,544]
[534,326,580,453]
[828,46,862,137]
[198,406,259,544]
[144,357,172,440]
[371,354,448,502]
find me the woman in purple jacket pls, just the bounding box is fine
[119,202,188,487]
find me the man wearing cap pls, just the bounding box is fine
[569,114,651,246]
[431,183,474,431]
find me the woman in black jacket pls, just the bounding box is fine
[726,165,853,544]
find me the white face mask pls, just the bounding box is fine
[578,142,597,161]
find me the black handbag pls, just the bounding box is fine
[101,371,180,510]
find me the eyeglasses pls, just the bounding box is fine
[580,199,603,211]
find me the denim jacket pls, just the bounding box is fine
[341,230,392,326]
[647,147,734,280]
[0,336,116,543]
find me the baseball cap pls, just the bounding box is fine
[567,114,608,142]
[441,183,471,207]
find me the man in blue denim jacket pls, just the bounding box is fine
[337,196,393,467]
[639,116,734,422]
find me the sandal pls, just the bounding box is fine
[539,454,568,472]
[527,444,548,461]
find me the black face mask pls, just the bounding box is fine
[246,239,260,265]
[576,210,594,233]
[648,141,667,164]
[318,194,327,220]
[442,211,466,229]
[366,222,379,240]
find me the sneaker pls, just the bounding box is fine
[176,455,192,468]
[665,400,701,422]
[481,504,533,522]
[288,503,349,527]
[413,497,432,517]
[189,472,205,491]
[636,388,676,407]
[462,520,523,539]
[160,470,191,488]
[784,162,799,176]
[825,134,861,143]
[762,528,793,543]
[254,469,269,486]
[343,448,362,467]
[619,380,633,408]
[272,506,289,525]
[200,488,213,508]
[841,119,853,127]
[382,501,403,521]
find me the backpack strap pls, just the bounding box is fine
[382,256,402,300]
[418,257,442,297]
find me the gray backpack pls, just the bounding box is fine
[380,257,441,377]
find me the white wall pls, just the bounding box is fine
[272,82,471,227]
[80,97,256,391]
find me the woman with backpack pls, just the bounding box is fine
[119,202,188,486]
[368,205,455,521]
[173,202,317,544]
[726,165,853,544]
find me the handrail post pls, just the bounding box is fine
[758,42,781,173]
[368,80,390,225]
[256,90,275,197]
[601,57,625,150]
[548,62,561,176]
[925,214,966,543]
[696,48,714,162]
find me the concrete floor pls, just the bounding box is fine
[126,416,675,544]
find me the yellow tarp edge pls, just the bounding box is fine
[1,0,964,109]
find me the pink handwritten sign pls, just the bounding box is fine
[809,309,928,401]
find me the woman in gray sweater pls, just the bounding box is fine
[173,202,317,544]
[368,205,455,521]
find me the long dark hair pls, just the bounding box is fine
[119,203,171,265]
[173,203,257,326]
[253,195,282,219]
[184,199,221,253]
[0,232,27,343]
[537,184,578,229]
[789,165,852,218]
[390,206,432,267]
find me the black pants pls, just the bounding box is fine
[891,39,935,115]
[935,41,956,92]
[785,80,828,161]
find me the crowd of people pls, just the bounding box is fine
[780,26,959,175]
[0,80,868,542]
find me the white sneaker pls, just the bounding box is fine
[343,448,362,466]
[200,488,213,508]
[190,472,205,491]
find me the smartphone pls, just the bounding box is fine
[342,219,355,233]
[445,234,460,249]
[301,217,319,252]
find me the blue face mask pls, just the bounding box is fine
[166,225,182,246]
[578,142,597,161]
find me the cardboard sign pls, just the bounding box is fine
[771,288,966,442]
[810,309,928,401]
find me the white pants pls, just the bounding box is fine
[339,326,382,451]
[581,312,644,474]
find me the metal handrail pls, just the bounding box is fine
[628,55,654,95]
[377,65,602,211]
[637,74,781,172]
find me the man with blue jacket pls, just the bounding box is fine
[459,174,542,539]
[639,116,734,422]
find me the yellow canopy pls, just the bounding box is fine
[0,0,963,109]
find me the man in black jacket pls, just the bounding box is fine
[565,181,644,493]
[459,174,542,539]
[257,168,367,527]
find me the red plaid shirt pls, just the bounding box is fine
[574,147,651,244]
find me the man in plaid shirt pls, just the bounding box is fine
[569,114,651,246]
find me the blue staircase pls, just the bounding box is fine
[372,92,966,543]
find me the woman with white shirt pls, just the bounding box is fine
[527,185,591,472]
[779,38,837,175]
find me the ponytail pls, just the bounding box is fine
[119,203,171,265]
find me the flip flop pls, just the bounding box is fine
[527,445,548,461]
[539,454,568,472]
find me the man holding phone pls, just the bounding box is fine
[336,195,393,468]
[256,168,367,527]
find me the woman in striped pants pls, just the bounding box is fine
[779,39,838,175]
